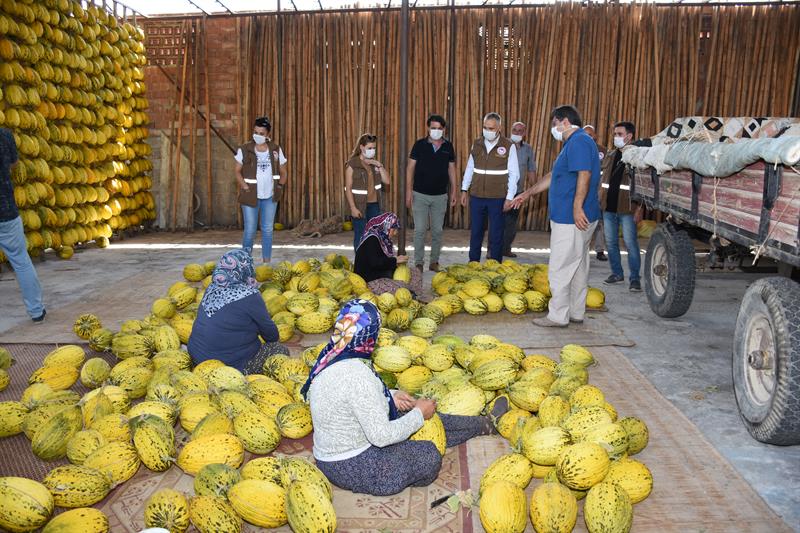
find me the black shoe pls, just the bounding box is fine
[32,309,46,323]
[604,274,624,285]
[630,280,642,292]
[505,252,518,258]
[596,251,608,261]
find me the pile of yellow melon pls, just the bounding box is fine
[0,0,154,262]
[430,259,606,315]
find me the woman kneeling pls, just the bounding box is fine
[302,299,508,496]
[188,250,288,374]
[353,212,423,297]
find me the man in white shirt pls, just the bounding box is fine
[459,112,519,262]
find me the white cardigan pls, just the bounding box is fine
[308,358,424,462]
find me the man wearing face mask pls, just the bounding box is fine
[460,112,519,262]
[510,105,601,327]
[502,121,537,258]
[600,121,643,292]
[406,114,457,273]
[235,116,288,263]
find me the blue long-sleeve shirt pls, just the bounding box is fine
[187,292,279,372]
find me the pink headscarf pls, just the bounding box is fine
[357,212,399,257]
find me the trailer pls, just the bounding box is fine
[632,161,800,445]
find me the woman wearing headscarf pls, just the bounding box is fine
[302,299,509,496]
[235,116,288,263]
[188,250,288,374]
[345,133,390,250]
[353,212,423,297]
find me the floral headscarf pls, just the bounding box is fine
[200,250,261,318]
[357,212,399,258]
[301,299,399,420]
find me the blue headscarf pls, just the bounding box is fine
[200,250,261,318]
[301,299,399,420]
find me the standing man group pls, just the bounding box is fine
[406,115,457,273]
[460,112,519,262]
[512,105,601,327]
[502,122,537,258]
[0,128,46,323]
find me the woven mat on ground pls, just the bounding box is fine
[0,344,790,532]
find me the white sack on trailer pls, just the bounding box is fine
[663,136,800,177]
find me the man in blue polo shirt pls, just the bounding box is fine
[510,105,600,327]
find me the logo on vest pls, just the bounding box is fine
[496,146,507,156]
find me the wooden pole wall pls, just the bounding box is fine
[157,3,800,230]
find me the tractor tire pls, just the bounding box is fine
[732,277,800,445]
[643,223,696,318]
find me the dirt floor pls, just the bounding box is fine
[1,227,798,531]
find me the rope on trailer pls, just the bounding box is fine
[750,164,800,265]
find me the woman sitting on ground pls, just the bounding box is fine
[188,250,288,374]
[302,299,509,496]
[353,212,423,297]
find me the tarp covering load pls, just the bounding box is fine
[622,117,800,177]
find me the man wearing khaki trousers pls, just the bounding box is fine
[406,114,457,272]
[511,105,601,327]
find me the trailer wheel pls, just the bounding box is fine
[643,224,696,318]
[732,277,800,445]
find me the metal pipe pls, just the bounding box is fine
[278,0,284,136]
[144,2,795,19]
[446,0,456,228]
[398,0,409,255]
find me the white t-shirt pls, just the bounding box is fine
[235,147,287,199]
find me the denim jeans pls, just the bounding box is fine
[241,198,277,260]
[603,211,641,281]
[0,216,44,318]
[412,192,448,265]
[352,202,382,251]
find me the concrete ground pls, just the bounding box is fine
[1,227,799,530]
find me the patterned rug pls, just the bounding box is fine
[0,343,792,533]
[650,116,800,145]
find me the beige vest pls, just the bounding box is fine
[468,137,512,199]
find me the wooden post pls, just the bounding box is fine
[188,20,198,231]
[398,0,409,255]
[203,16,213,226]
[170,20,190,231]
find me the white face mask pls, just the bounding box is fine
[483,129,497,141]
[551,126,563,142]
[363,148,376,159]
[613,136,627,149]
[510,134,523,143]
[253,134,267,145]
[429,129,443,141]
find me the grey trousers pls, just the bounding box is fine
[412,192,448,266]
[590,215,605,253]
[503,208,520,255]
[315,413,491,496]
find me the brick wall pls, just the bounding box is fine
[143,17,244,228]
